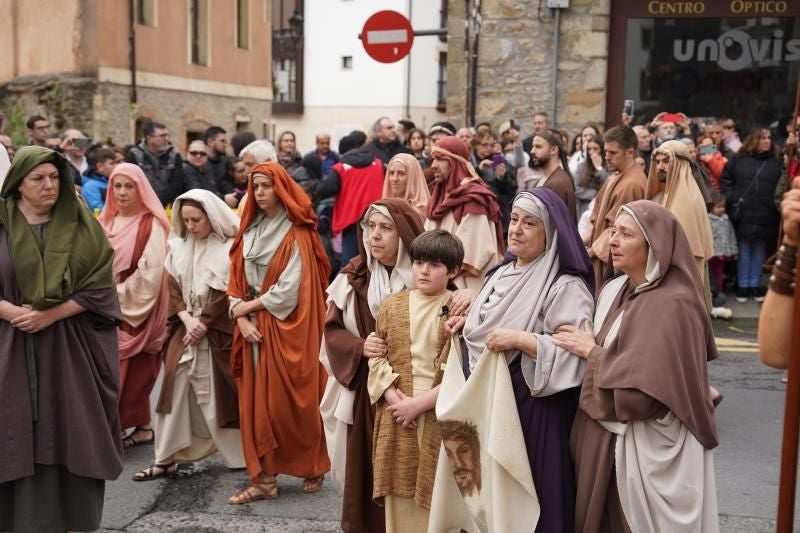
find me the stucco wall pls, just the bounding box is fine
[0,0,81,83]
[96,0,271,88]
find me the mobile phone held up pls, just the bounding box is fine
[74,138,92,149]
[623,99,634,119]
[698,144,717,156]
[491,153,505,169]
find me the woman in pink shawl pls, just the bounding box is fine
[99,163,170,448]
[382,153,430,220]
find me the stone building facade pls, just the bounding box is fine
[0,0,273,152]
[447,0,800,139]
[447,0,610,138]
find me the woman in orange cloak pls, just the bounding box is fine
[227,161,331,503]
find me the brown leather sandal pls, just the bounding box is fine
[133,462,176,482]
[123,427,154,449]
[228,477,278,504]
[303,475,324,494]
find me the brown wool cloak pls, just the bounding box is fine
[0,228,124,484]
[156,278,239,428]
[228,162,332,483]
[540,167,578,224]
[589,164,647,294]
[325,198,424,533]
[572,200,719,533]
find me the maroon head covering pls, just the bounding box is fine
[427,136,505,252]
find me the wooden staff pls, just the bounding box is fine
[776,70,800,533]
[778,265,800,532]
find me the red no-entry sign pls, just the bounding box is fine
[360,10,414,64]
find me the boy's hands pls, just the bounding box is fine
[388,389,421,429]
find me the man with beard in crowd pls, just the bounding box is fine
[587,125,647,293]
[529,129,577,222]
[633,125,654,173]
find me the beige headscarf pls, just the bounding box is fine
[165,189,240,304]
[359,203,416,316]
[381,153,430,219]
[646,140,713,274]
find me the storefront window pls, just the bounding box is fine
[624,16,799,129]
[608,2,800,133]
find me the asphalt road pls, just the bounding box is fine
[99,316,793,532]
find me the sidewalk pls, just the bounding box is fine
[723,296,762,320]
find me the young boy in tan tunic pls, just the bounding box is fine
[368,230,464,533]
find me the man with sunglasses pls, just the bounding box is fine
[183,140,218,195]
[126,121,186,206]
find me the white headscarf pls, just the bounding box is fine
[463,192,559,371]
[360,204,415,317]
[164,189,240,304]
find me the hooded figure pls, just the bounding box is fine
[320,198,425,533]
[382,153,431,220]
[425,136,504,290]
[431,188,594,533]
[0,147,123,533]
[567,200,719,533]
[227,161,332,503]
[646,140,714,279]
[134,189,245,481]
[99,162,170,446]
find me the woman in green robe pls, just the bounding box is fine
[0,146,124,533]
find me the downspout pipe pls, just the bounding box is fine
[550,7,560,125]
[405,0,412,119]
[464,0,470,126]
[469,0,481,127]
[129,0,137,104]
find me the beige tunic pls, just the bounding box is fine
[155,239,245,467]
[368,290,452,533]
[424,212,501,290]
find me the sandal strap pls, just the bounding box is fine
[229,482,278,504]
[134,462,175,480]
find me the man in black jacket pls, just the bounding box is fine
[126,121,185,205]
[204,126,234,183]
[182,140,217,193]
[364,116,412,166]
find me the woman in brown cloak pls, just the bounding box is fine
[0,147,123,532]
[320,199,425,533]
[134,189,244,480]
[554,200,719,533]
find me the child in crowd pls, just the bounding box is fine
[368,229,464,533]
[81,147,117,212]
[230,157,248,207]
[708,191,738,308]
